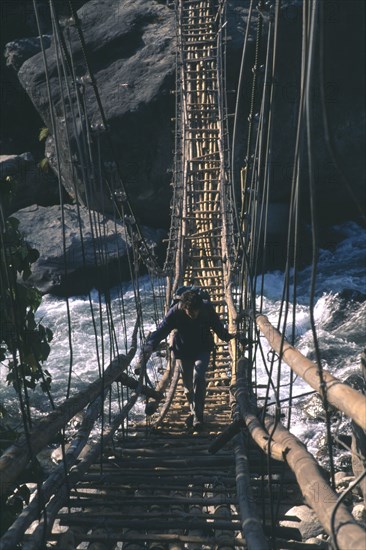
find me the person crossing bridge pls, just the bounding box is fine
[144,289,237,430]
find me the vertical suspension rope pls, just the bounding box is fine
[304,0,336,489]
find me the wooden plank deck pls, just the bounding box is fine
[46,364,303,549]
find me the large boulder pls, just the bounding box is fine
[0,0,87,156]
[16,0,178,228]
[280,505,324,540]
[14,204,166,296]
[7,0,365,235]
[13,0,254,230]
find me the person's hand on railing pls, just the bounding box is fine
[142,343,153,357]
[135,343,153,374]
[234,332,256,348]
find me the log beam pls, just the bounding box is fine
[265,416,366,550]
[233,357,286,461]
[234,433,269,549]
[256,314,366,430]
[0,353,132,495]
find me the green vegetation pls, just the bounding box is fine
[38,127,50,172]
[0,175,53,535]
[0,178,53,394]
[38,127,49,142]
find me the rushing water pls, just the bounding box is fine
[257,222,366,465]
[1,222,365,466]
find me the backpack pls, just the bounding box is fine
[169,285,211,308]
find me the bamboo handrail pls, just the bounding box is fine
[0,349,136,495]
[264,416,366,550]
[233,357,286,461]
[0,393,105,549]
[12,340,150,550]
[151,360,181,427]
[256,314,366,431]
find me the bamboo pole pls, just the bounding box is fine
[152,360,181,427]
[265,415,366,550]
[256,314,366,430]
[118,372,163,400]
[18,348,150,550]
[56,516,242,533]
[233,432,269,550]
[145,354,175,416]
[0,344,141,495]
[57,532,247,547]
[233,357,285,461]
[0,394,104,549]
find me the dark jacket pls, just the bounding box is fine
[147,301,232,359]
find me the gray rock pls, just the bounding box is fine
[4,35,51,72]
[352,504,366,524]
[10,0,365,241]
[281,505,325,540]
[303,394,327,421]
[14,204,166,295]
[334,471,349,487]
[17,0,178,228]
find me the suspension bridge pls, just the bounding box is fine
[0,1,365,549]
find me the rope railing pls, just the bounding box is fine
[0,331,153,549]
[222,1,366,548]
[264,415,366,550]
[255,313,366,431]
[1,1,364,548]
[0,319,141,497]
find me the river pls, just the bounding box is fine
[1,221,365,468]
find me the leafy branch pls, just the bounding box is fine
[0,175,55,534]
[0,177,53,396]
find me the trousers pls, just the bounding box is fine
[177,351,210,422]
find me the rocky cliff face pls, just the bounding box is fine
[0,0,87,156]
[13,204,166,296]
[3,0,365,232]
[15,0,178,228]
